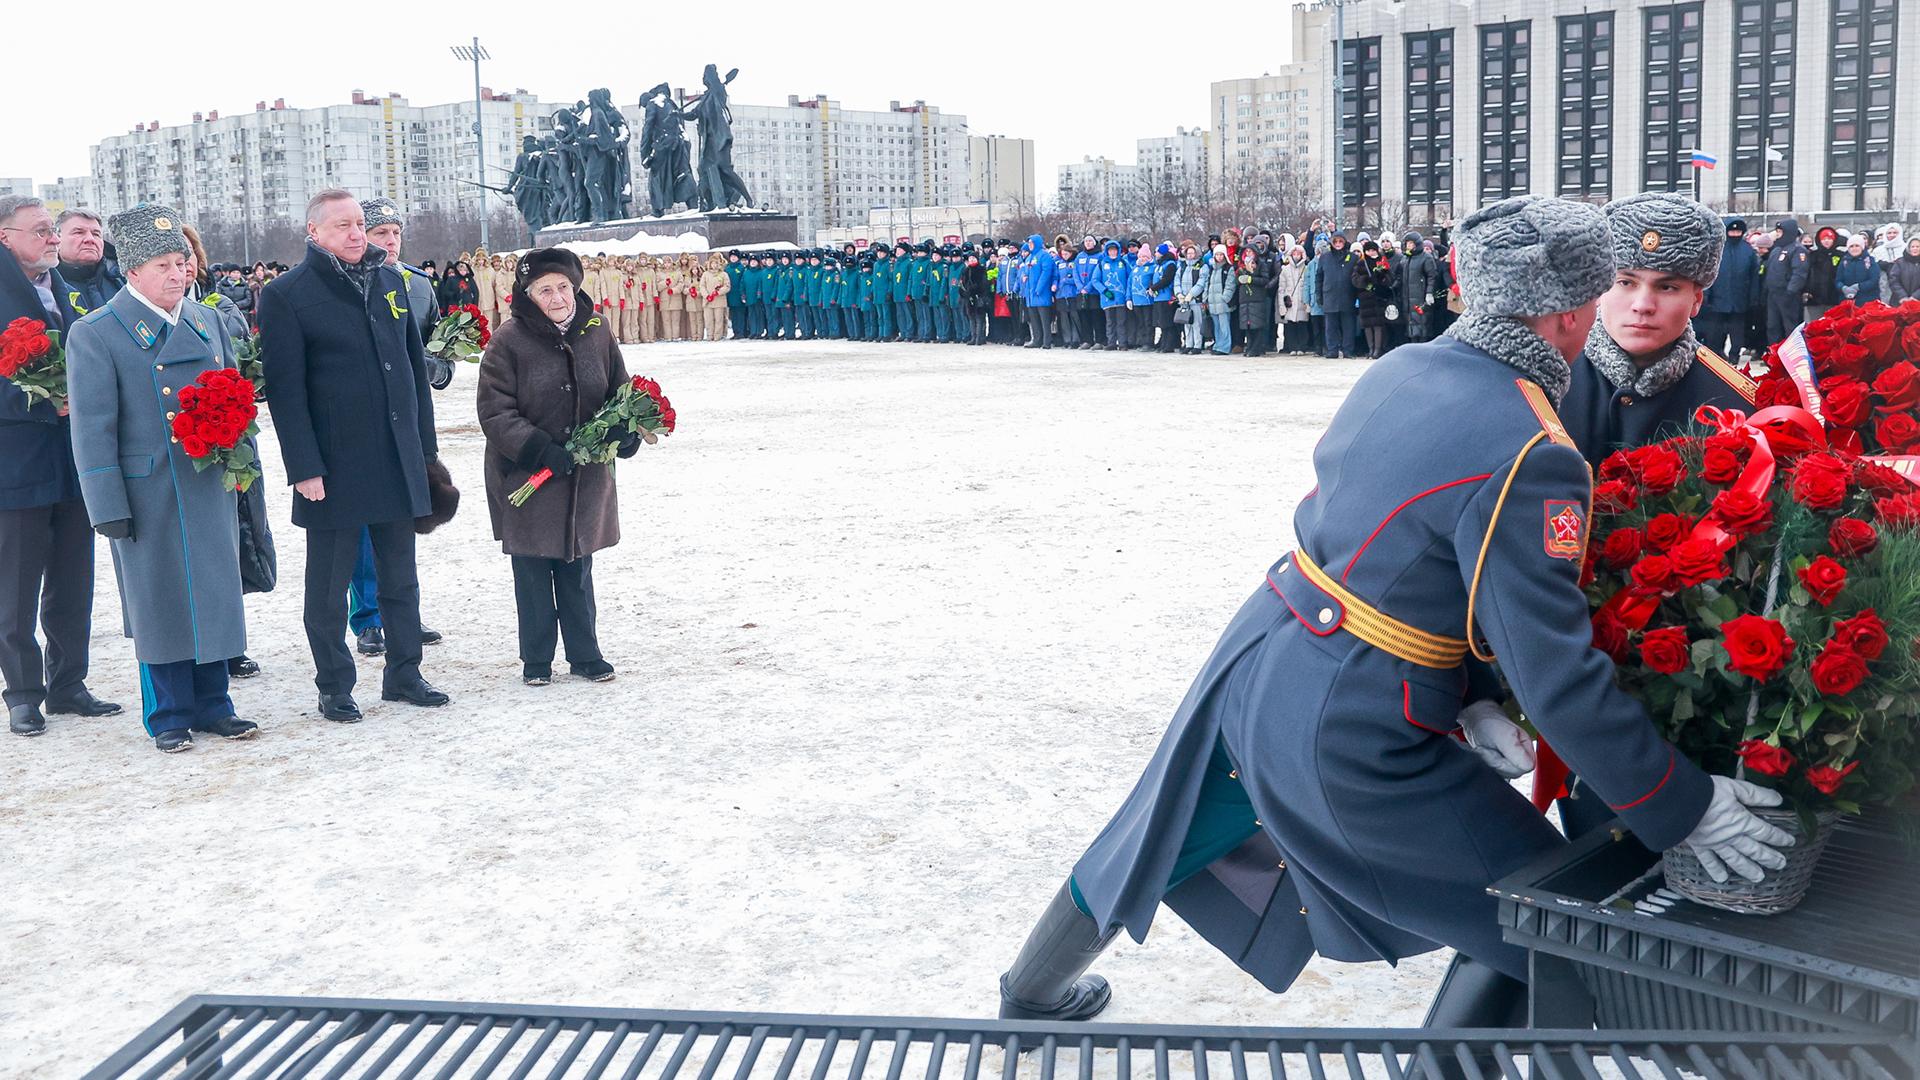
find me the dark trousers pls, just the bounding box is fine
[510,554,601,667]
[729,307,748,339]
[1765,292,1801,346]
[1057,299,1082,346]
[776,303,795,338]
[1307,314,1324,353]
[139,659,233,736]
[348,527,381,633]
[1104,307,1127,346]
[914,299,935,341]
[1128,305,1152,348]
[1079,299,1102,345]
[967,309,988,344]
[1026,306,1053,348]
[0,498,93,709]
[796,305,814,338]
[1006,299,1026,344]
[844,308,865,340]
[747,303,768,339]
[303,519,422,695]
[1324,308,1358,356]
[932,301,952,341]
[893,300,915,340]
[1692,313,1743,359]
[1153,302,1177,352]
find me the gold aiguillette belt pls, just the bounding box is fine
[1291,550,1469,669]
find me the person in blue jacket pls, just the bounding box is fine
[947,245,969,340]
[1072,236,1103,348]
[1095,239,1128,348]
[1693,219,1757,359]
[1051,235,1083,348]
[1302,240,1324,355]
[768,252,794,339]
[1126,247,1156,350]
[1149,243,1180,353]
[887,243,913,342]
[1837,235,1881,305]
[1020,234,1057,348]
[994,195,1793,1033]
[925,248,951,342]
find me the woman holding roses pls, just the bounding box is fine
[475,248,634,686]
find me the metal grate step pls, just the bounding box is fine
[84,996,1920,1080]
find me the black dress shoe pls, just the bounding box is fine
[420,626,444,645]
[194,715,259,740]
[155,729,193,753]
[570,659,616,683]
[356,627,386,656]
[9,704,46,737]
[381,680,450,707]
[318,693,363,723]
[45,689,124,717]
[523,663,552,687]
[228,655,261,679]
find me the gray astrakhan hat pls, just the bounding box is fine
[1451,195,1614,318]
[360,197,403,231]
[107,204,191,270]
[1601,191,1722,288]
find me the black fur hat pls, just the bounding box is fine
[516,247,584,289]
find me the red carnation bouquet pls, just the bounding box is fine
[0,316,68,412]
[508,375,676,506]
[426,304,491,365]
[172,368,262,492]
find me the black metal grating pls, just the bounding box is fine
[85,996,1920,1080]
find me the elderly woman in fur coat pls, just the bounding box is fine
[475,248,636,686]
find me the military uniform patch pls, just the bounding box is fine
[1515,379,1577,449]
[1545,501,1585,560]
[1640,229,1661,252]
[1695,346,1758,403]
[134,320,156,348]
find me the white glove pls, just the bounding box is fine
[1680,776,1796,883]
[1458,700,1535,779]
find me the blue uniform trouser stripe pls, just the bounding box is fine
[1068,738,1260,918]
[348,527,381,632]
[139,659,234,736]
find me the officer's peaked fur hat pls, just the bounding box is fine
[1450,195,1613,318]
[1602,192,1722,287]
[108,204,191,270]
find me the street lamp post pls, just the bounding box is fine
[1332,0,1347,229]
[449,38,491,250]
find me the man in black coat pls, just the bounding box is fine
[0,195,120,736]
[259,190,449,721]
[54,209,124,321]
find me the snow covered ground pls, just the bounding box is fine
[2,338,1453,1078]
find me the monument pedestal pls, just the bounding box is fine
[536,209,797,250]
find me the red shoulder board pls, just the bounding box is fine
[1515,379,1577,449]
[1696,346,1758,403]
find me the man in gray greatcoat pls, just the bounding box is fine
[65,204,259,753]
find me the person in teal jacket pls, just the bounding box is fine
[926,249,952,342]
[724,252,749,340]
[905,242,932,341]
[889,242,915,342]
[818,255,841,338]
[835,255,859,338]
[947,245,968,339]
[792,252,815,339]
[870,248,894,340]
[742,254,768,340]
[771,252,796,339]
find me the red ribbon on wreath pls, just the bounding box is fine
[1531,403,1825,811]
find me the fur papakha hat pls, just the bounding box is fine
[108,204,191,270]
[360,198,403,232]
[1601,191,1723,288]
[1450,194,1613,318]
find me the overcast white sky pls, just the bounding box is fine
[9,0,1299,203]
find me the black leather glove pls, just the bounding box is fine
[537,443,576,477]
[95,518,133,541]
[616,431,642,459]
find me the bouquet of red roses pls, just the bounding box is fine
[172,368,262,492]
[508,375,676,506]
[426,304,491,364]
[1573,405,1920,825]
[1753,299,1920,466]
[0,316,68,412]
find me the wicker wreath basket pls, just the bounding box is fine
[1661,808,1843,915]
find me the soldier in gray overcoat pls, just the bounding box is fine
[65,204,259,753]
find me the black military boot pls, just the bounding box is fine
[1407,955,1530,1080]
[997,882,1118,1022]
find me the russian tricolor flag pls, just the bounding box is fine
[1690,151,1718,170]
